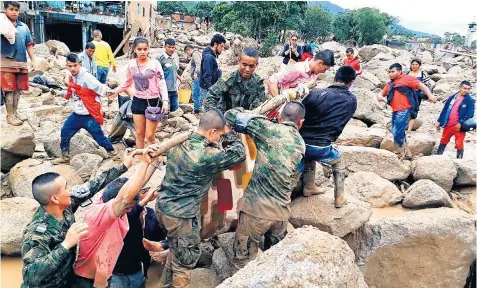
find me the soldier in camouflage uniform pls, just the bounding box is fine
[223,102,306,269]
[155,109,246,287]
[21,152,135,288]
[204,48,270,113]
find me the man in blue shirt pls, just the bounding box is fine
[1,1,35,126]
[158,38,183,112]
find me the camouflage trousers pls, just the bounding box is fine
[232,211,287,269]
[157,213,201,288]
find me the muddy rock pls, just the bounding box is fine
[34,43,51,57]
[339,146,411,181]
[212,232,236,282]
[70,153,104,179]
[180,104,194,114]
[34,56,51,71]
[336,125,386,148]
[217,226,368,288]
[191,268,220,288]
[447,65,463,74]
[9,159,83,198]
[380,132,436,156]
[356,208,475,288]
[1,121,36,171]
[43,132,108,159]
[289,191,372,238]
[358,44,390,61]
[412,155,457,192]
[169,108,184,118]
[347,118,367,127]
[450,186,476,214]
[352,88,388,125]
[453,158,476,186]
[403,179,453,208]
[0,197,40,255]
[45,40,70,56]
[345,171,402,208]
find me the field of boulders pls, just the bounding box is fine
[1,28,476,288]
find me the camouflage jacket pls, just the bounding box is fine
[156,133,246,219]
[225,108,305,221]
[21,164,128,288]
[204,71,270,112]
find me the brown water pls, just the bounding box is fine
[0,256,163,287]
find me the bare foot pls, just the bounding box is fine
[143,238,164,252]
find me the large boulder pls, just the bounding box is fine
[43,132,108,159]
[45,40,70,56]
[353,89,388,125]
[450,186,476,215]
[447,65,463,74]
[358,44,390,61]
[402,179,453,209]
[339,146,411,181]
[380,132,436,156]
[1,121,35,171]
[356,208,475,288]
[217,226,368,288]
[34,56,51,71]
[70,153,104,179]
[336,125,386,148]
[412,155,457,192]
[345,171,402,208]
[453,158,476,186]
[9,159,83,198]
[34,43,51,57]
[416,50,433,63]
[0,197,39,255]
[289,191,372,237]
[433,82,453,95]
[191,268,219,288]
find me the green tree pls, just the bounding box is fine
[332,11,356,41]
[444,32,465,46]
[355,8,389,45]
[188,1,216,21]
[156,1,188,15]
[299,6,333,41]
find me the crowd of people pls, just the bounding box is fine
[0,1,475,287]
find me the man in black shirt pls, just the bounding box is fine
[300,66,357,208]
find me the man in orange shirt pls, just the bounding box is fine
[377,63,436,159]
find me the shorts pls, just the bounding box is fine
[131,96,162,115]
[1,69,29,91]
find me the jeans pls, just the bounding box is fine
[168,90,179,112]
[97,66,109,84]
[391,109,411,147]
[304,144,341,164]
[71,274,94,288]
[109,270,145,288]
[192,79,202,112]
[61,113,114,155]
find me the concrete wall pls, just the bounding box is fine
[127,1,157,38]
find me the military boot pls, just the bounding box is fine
[302,160,327,196]
[456,150,464,159]
[436,144,447,155]
[160,266,173,288]
[333,170,347,208]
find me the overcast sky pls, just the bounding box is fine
[331,0,477,37]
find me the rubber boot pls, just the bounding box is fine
[333,170,347,208]
[302,160,326,196]
[436,144,447,155]
[456,150,464,159]
[5,92,22,126]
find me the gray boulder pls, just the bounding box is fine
[403,179,453,208]
[0,197,39,255]
[345,171,402,208]
[412,155,457,192]
[70,153,104,179]
[290,191,372,237]
[380,132,436,156]
[336,126,386,148]
[453,158,476,186]
[217,226,368,288]
[1,121,35,171]
[43,132,108,158]
[352,89,388,125]
[339,146,411,181]
[9,159,83,198]
[356,208,475,288]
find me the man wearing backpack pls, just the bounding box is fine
[377,63,436,159]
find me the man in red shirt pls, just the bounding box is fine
[343,48,361,75]
[377,63,436,159]
[436,81,475,159]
